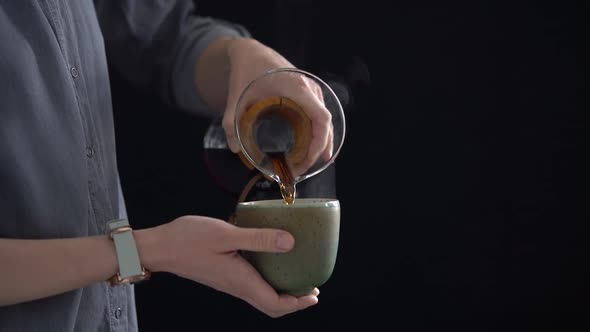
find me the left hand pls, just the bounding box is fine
[222,38,334,174]
[137,215,320,318]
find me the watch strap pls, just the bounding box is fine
[108,219,150,285]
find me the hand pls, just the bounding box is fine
[141,215,319,318]
[222,38,334,174]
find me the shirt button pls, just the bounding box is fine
[70,67,79,78]
[86,147,95,158]
[114,307,122,319]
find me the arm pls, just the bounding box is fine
[93,0,250,116]
[0,216,318,318]
[0,236,118,306]
[95,0,333,171]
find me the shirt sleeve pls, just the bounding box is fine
[93,0,251,116]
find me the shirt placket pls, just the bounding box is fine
[39,0,109,230]
[40,0,128,330]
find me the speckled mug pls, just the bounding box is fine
[235,198,340,296]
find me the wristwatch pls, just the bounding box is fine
[107,218,151,286]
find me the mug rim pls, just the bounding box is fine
[237,198,339,208]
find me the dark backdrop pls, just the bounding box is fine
[110,1,589,331]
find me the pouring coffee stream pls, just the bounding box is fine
[268,151,296,205]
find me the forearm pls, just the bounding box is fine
[0,236,117,306]
[0,228,163,307]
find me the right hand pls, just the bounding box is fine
[140,215,319,318]
[221,38,334,175]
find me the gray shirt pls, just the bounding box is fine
[0,1,249,331]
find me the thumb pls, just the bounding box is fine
[229,227,295,253]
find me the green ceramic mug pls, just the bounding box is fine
[235,198,340,296]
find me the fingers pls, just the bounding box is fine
[319,74,333,164]
[273,294,319,317]
[305,80,331,169]
[226,226,295,253]
[228,256,319,318]
[291,90,331,172]
[307,110,331,169]
[257,293,318,318]
[322,122,334,162]
[311,287,320,296]
[313,81,325,104]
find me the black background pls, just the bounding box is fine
[109,1,589,331]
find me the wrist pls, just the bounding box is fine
[225,37,295,77]
[225,37,258,58]
[225,37,272,67]
[134,227,168,273]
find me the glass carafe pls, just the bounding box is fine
[203,68,346,207]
